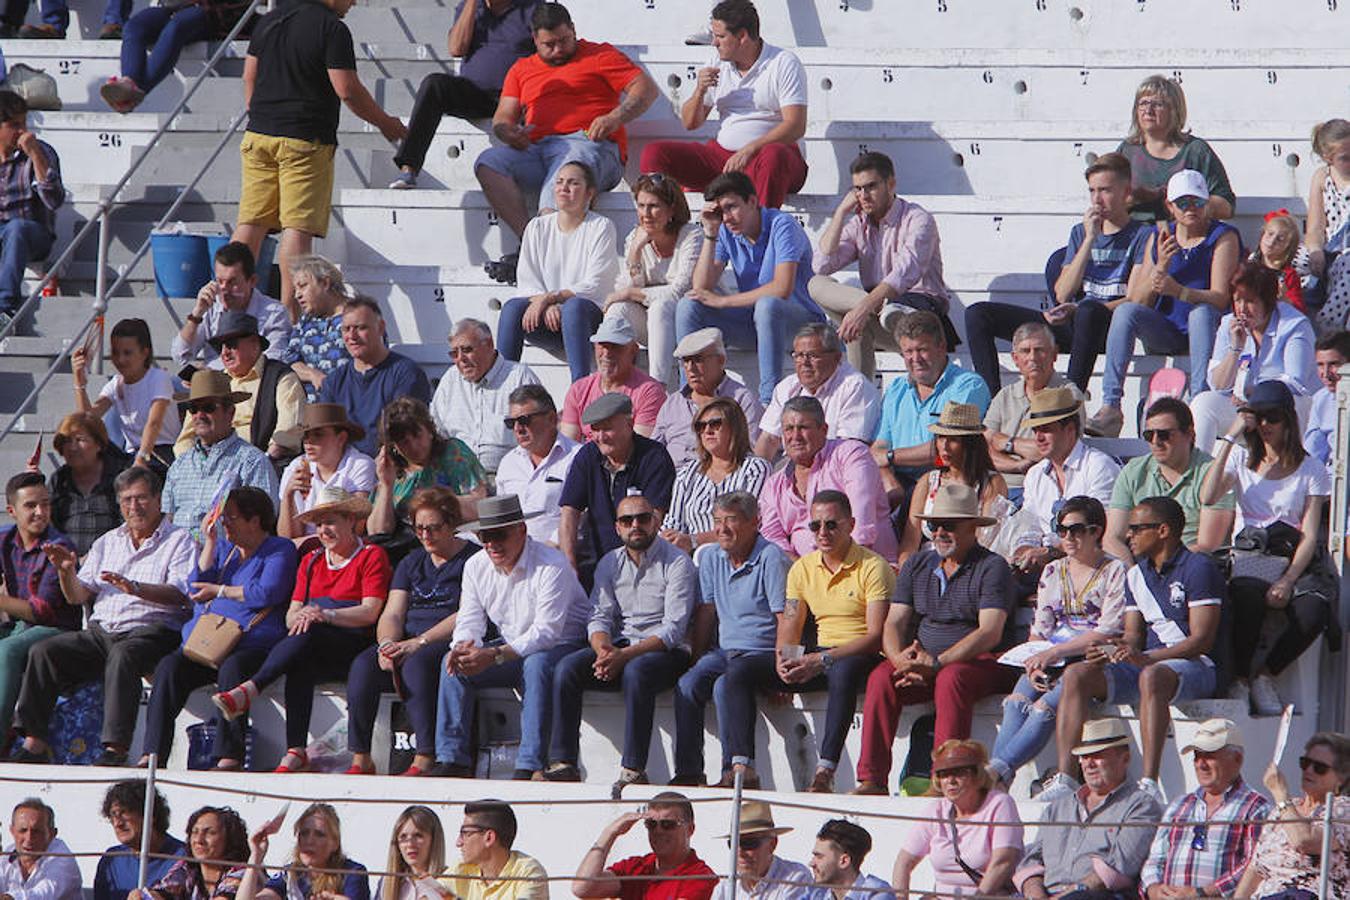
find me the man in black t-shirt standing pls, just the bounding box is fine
[231,0,406,321]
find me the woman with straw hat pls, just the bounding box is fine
[896,400,1007,566]
[212,486,391,773]
[277,404,376,540]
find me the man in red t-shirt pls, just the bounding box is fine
[573,792,717,900]
[475,1,658,284]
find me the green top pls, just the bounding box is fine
[1109,447,1234,548]
[380,438,486,521]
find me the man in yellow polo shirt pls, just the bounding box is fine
[719,489,892,794]
[442,800,548,900]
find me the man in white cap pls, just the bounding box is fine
[712,801,811,900]
[1015,719,1162,900]
[1084,167,1240,438]
[559,316,666,442]
[1139,718,1271,899]
[652,326,763,468]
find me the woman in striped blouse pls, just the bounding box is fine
[660,398,770,554]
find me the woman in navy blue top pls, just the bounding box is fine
[236,803,369,900]
[140,486,297,769]
[346,486,480,776]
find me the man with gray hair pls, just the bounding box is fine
[496,383,580,545]
[755,322,879,459]
[431,317,541,473]
[671,490,791,787]
[0,798,80,900]
[984,321,1085,476]
[652,327,763,468]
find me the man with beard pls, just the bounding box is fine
[544,493,696,790]
[559,316,665,441]
[475,2,658,284]
[853,483,1016,795]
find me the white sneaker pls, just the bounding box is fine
[1137,776,1166,806]
[1035,772,1080,803]
[1251,674,1284,716]
[878,302,910,337]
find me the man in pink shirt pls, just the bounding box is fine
[810,151,957,380]
[560,316,666,441]
[760,396,897,562]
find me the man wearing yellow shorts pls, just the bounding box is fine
[231,0,406,321]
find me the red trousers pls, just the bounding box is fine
[855,654,1017,784]
[637,139,808,209]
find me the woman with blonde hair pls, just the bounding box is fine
[283,254,350,399]
[237,803,370,900]
[1116,74,1235,222]
[378,806,447,900]
[1305,117,1350,332]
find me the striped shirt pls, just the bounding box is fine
[666,455,771,536]
[78,516,196,633]
[1140,778,1271,896]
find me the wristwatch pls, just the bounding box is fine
[185,313,204,325]
[820,650,835,671]
[493,646,506,666]
[1002,437,1016,455]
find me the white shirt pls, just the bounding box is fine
[170,287,293,370]
[78,516,196,632]
[515,211,619,305]
[613,223,704,309]
[280,445,377,532]
[704,43,808,151]
[1019,439,1121,547]
[97,366,181,451]
[1223,444,1332,530]
[712,856,811,900]
[494,433,581,545]
[759,360,881,442]
[430,354,541,473]
[0,838,82,900]
[451,537,591,656]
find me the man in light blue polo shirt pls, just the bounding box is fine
[670,490,789,788]
[870,309,990,496]
[674,171,824,405]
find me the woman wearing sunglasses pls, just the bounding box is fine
[988,495,1126,786]
[897,401,1007,566]
[661,398,770,555]
[1085,167,1240,439]
[1200,379,1334,717]
[893,739,1022,898]
[1236,732,1350,899]
[1190,259,1319,449]
[602,173,705,388]
[346,488,480,776]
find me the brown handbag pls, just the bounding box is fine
[183,601,270,668]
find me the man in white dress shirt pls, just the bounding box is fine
[431,318,541,474]
[495,384,580,546]
[711,802,810,900]
[434,494,591,781]
[0,799,80,900]
[754,322,880,460]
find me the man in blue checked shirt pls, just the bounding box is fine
[1140,718,1271,899]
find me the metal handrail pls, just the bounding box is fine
[0,0,264,349]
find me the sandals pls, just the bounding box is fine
[273,748,308,773]
[211,683,256,721]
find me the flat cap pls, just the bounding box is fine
[673,326,725,358]
[581,391,634,425]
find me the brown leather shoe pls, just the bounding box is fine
[849,780,887,796]
[715,766,761,790]
[807,768,835,793]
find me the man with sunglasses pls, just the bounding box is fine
[711,801,810,900]
[444,800,549,900]
[430,317,541,475]
[544,494,696,790]
[436,494,590,780]
[1104,397,1235,562]
[573,791,716,900]
[496,383,580,545]
[1049,497,1228,808]
[855,483,1015,796]
[723,489,892,793]
[161,370,280,542]
[1139,719,1271,899]
[172,241,291,374]
[653,327,763,468]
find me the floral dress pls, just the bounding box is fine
[1248,795,1350,898]
[148,859,247,900]
[1032,555,1129,640]
[282,312,349,401]
[387,438,487,520]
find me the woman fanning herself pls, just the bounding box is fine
[212,487,391,772]
[988,496,1126,786]
[236,803,370,900]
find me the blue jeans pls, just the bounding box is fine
[121,5,210,94]
[990,672,1065,780]
[497,295,603,383]
[1101,301,1223,405]
[0,219,52,314]
[1103,658,1216,705]
[674,295,823,405]
[435,641,582,771]
[39,0,128,30]
[475,131,624,210]
[549,645,689,771]
[672,648,734,780]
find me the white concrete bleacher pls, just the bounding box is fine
[0,0,1345,795]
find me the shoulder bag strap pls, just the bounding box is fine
[943,805,985,886]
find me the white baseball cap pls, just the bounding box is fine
[1166,169,1210,203]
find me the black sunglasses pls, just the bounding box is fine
[1141,428,1176,443]
[693,417,726,433]
[644,818,685,832]
[726,834,769,850]
[503,411,546,429]
[479,527,513,544]
[617,512,654,526]
[1255,410,1283,425]
[1127,522,1163,534]
[1191,824,1207,851]
[934,765,977,780]
[1301,756,1334,776]
[927,519,961,533]
[1056,522,1098,538]
[807,519,840,533]
[188,401,222,416]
